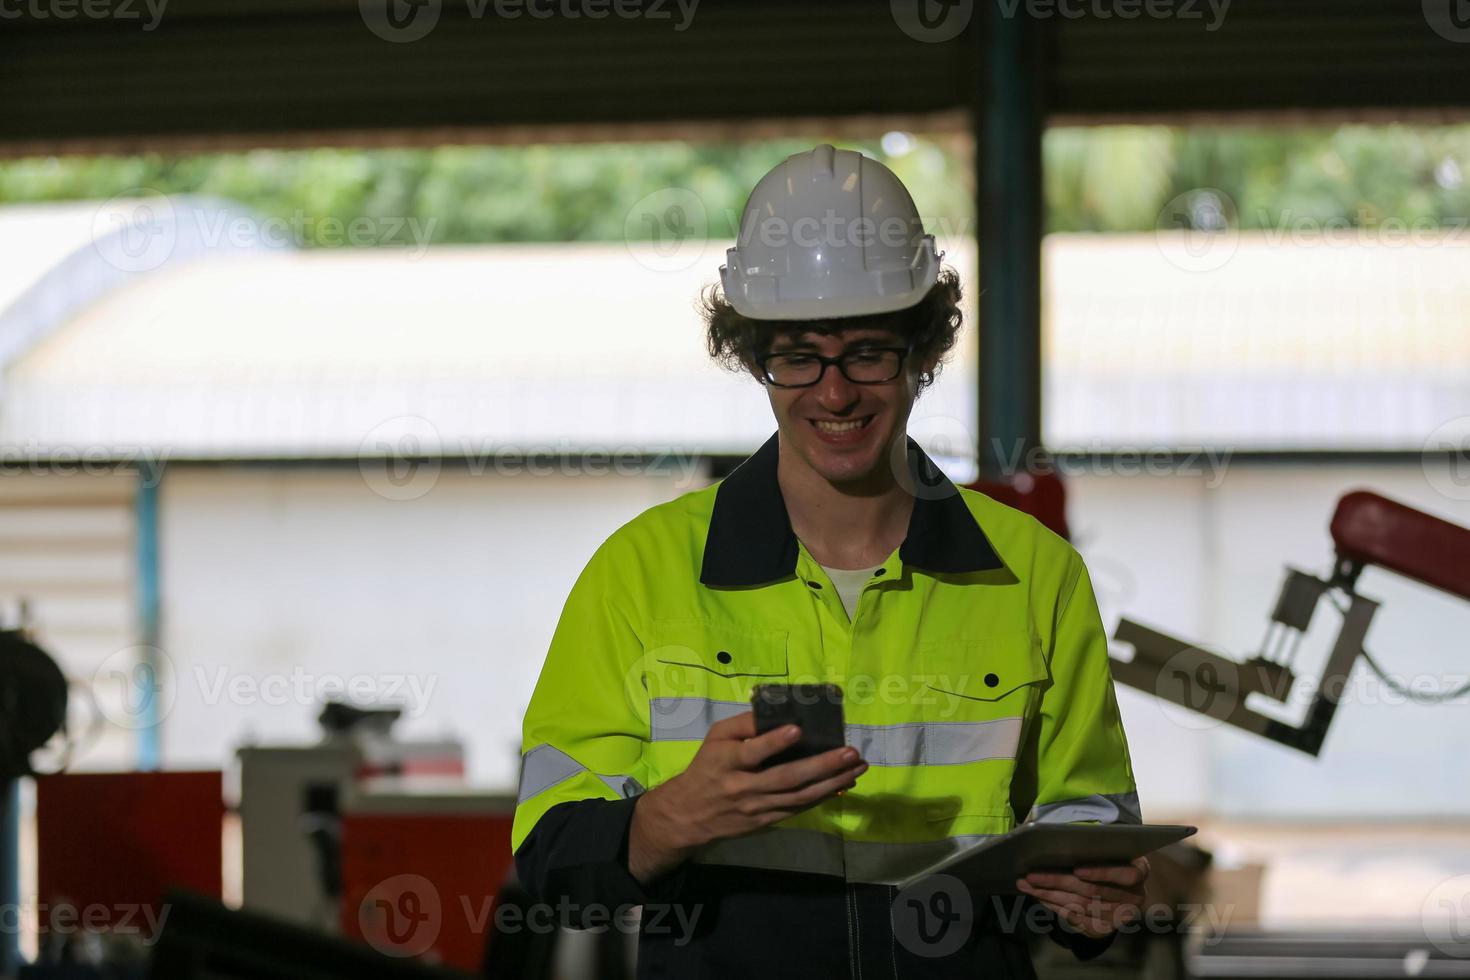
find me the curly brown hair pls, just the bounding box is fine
[701,266,964,395]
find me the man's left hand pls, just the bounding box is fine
[1015,856,1149,940]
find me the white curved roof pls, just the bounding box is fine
[1,199,1465,459]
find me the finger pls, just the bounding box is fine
[755,760,868,813]
[732,724,807,770]
[1017,881,1112,919]
[705,711,758,741]
[1024,874,1138,905]
[748,744,863,789]
[1073,863,1145,886]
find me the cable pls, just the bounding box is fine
[1327,590,1470,705]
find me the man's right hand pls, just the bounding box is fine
[627,711,867,885]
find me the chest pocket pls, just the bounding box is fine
[919,630,1050,722]
[648,618,789,701]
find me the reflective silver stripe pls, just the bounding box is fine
[1030,790,1142,825]
[517,744,644,804]
[846,718,1023,767]
[649,699,1023,766]
[649,697,749,741]
[693,827,996,885]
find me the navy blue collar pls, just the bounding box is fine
[700,431,1005,587]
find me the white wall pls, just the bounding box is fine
[150,459,1470,816]
[157,462,705,788]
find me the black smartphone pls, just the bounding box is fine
[750,683,846,769]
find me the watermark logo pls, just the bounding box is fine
[1155,188,1239,273]
[624,187,709,273]
[360,874,443,958]
[1423,415,1470,502]
[92,191,178,274]
[92,645,176,732]
[1422,874,1470,956]
[359,415,444,501]
[891,0,972,42]
[1145,641,1242,732]
[360,0,698,42]
[360,0,442,42]
[1423,0,1470,42]
[893,873,972,957]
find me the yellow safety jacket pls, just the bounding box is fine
[511,433,1141,975]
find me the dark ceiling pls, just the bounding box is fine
[4,0,1468,154]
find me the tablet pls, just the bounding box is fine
[897,822,1197,893]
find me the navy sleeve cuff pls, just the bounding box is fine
[513,796,689,923]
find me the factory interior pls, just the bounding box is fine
[2,1,1469,977]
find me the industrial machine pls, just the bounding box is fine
[1109,489,1470,755]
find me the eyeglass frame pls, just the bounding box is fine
[754,342,915,388]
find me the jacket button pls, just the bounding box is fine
[806,580,822,589]
[716,650,732,664]
[984,673,1000,687]
[875,568,886,576]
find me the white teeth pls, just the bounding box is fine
[814,418,869,433]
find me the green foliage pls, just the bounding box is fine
[1,125,1466,245]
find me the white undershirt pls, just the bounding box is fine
[820,562,885,621]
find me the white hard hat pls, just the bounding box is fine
[719,144,940,321]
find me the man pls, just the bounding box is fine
[513,144,1147,978]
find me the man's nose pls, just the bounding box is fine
[813,362,860,410]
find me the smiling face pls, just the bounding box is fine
[761,326,933,488]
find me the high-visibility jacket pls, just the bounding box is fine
[513,433,1141,978]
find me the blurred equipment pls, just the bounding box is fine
[719,143,940,320]
[1112,490,1470,755]
[147,890,473,980]
[236,700,463,931]
[0,626,68,780]
[967,469,1071,541]
[34,771,224,970]
[339,782,515,972]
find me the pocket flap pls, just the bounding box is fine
[651,619,789,678]
[920,631,1049,701]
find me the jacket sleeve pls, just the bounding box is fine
[1031,551,1141,827]
[1025,550,1143,961]
[511,539,688,921]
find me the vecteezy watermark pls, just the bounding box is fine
[1155,188,1239,273]
[891,0,1228,43]
[0,443,168,487]
[357,875,702,959]
[357,415,706,502]
[191,665,440,718]
[1423,0,1470,43]
[1256,209,1470,250]
[0,0,167,30]
[991,439,1234,489]
[622,188,980,275]
[90,192,439,274]
[359,0,699,43]
[90,645,441,729]
[1423,416,1470,502]
[3,899,171,943]
[892,880,1239,957]
[995,0,1229,29]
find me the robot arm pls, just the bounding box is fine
[1110,490,1470,757]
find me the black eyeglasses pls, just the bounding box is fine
[756,346,911,388]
